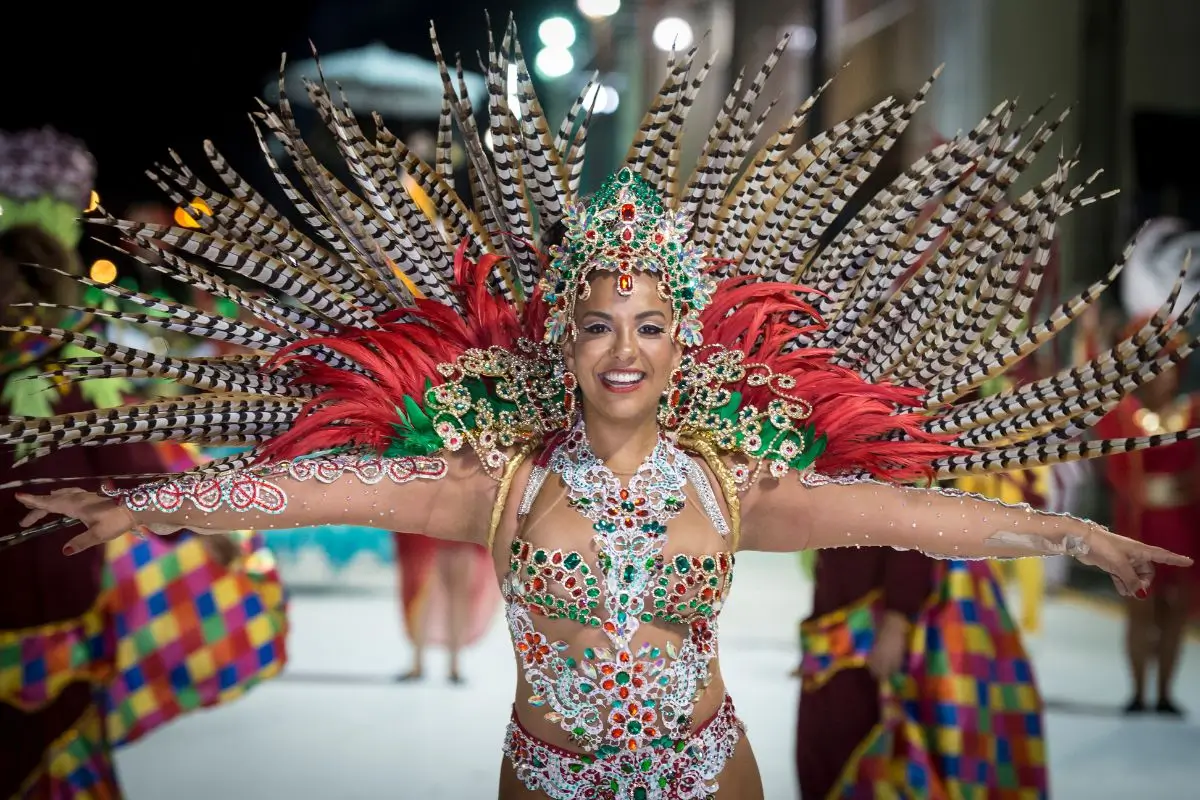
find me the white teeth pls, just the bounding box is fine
[601,371,645,385]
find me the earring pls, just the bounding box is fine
[658,367,685,428]
[562,370,578,420]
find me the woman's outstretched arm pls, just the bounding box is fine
[739,470,1193,597]
[17,449,496,554]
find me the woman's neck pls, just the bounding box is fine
[579,411,661,473]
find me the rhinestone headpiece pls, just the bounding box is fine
[541,168,715,347]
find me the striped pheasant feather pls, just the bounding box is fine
[3,19,1198,487]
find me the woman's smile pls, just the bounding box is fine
[598,369,647,393]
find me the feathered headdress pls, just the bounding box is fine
[2,17,1198,489]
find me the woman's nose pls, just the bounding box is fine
[611,330,636,360]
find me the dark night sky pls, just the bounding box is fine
[0,0,565,212]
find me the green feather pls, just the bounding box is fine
[387,393,442,456]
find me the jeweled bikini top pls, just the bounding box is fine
[500,424,736,754]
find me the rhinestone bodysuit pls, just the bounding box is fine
[501,423,743,799]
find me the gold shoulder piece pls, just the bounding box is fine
[677,434,742,551]
[487,442,536,554]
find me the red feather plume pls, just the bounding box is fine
[698,278,967,482]
[259,243,540,461]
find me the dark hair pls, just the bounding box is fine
[540,218,568,255]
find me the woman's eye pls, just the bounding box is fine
[583,323,610,335]
[640,325,665,336]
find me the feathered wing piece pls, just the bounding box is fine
[3,18,1199,488]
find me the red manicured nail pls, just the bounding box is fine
[62,544,75,556]
[1135,587,1148,599]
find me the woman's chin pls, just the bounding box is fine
[586,395,660,426]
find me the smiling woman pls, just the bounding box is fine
[3,16,1197,800]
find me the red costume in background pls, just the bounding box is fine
[1097,395,1200,590]
[391,534,499,650]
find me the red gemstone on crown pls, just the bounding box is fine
[618,273,634,292]
[621,228,634,242]
[620,203,636,221]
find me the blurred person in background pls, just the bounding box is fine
[794,122,1050,800]
[391,530,497,684]
[0,127,288,798]
[1097,314,1199,716]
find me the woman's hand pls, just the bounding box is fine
[200,533,242,567]
[1070,525,1191,598]
[866,611,912,680]
[16,488,143,555]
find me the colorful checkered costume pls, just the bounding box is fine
[0,530,287,796]
[800,560,1047,799]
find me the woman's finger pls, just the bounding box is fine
[62,515,128,555]
[1104,545,1141,596]
[15,493,42,509]
[1140,544,1193,567]
[15,493,81,516]
[19,508,49,527]
[1133,559,1155,583]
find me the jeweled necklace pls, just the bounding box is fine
[550,423,688,531]
[551,422,689,642]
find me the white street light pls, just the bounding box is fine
[577,0,620,19]
[582,83,620,115]
[783,24,818,54]
[538,17,577,49]
[535,47,575,79]
[652,17,694,52]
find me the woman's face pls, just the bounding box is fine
[563,271,682,427]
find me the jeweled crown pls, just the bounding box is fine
[540,168,714,346]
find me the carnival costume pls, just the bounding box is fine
[3,20,1200,800]
[1098,321,1200,587]
[0,128,287,799]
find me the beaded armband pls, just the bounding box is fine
[103,451,448,516]
[797,470,1096,560]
